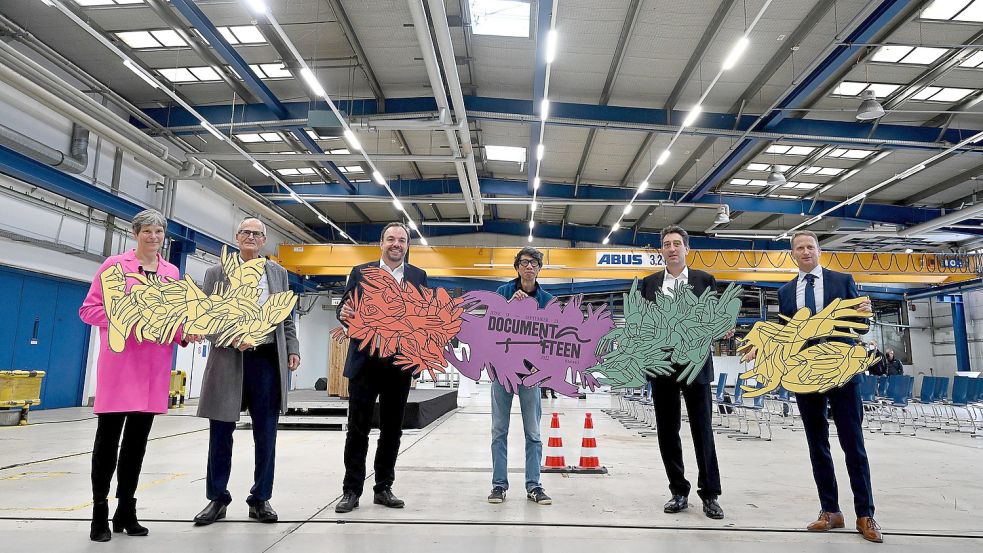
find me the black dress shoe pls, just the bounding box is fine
[335,491,359,513]
[702,497,724,519]
[663,495,688,514]
[193,500,227,526]
[248,501,278,523]
[373,488,405,508]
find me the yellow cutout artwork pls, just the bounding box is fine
[736,297,880,397]
[100,246,297,352]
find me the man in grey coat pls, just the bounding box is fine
[193,217,300,526]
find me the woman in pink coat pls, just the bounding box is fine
[79,208,198,542]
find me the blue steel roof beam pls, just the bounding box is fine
[167,0,355,193]
[323,220,783,250]
[679,0,917,203]
[140,96,983,151]
[264,177,940,226]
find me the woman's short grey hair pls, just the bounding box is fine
[131,208,167,235]
[513,246,544,269]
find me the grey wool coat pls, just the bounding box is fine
[196,259,300,422]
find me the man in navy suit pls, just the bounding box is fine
[774,230,882,543]
[641,225,726,520]
[334,222,428,513]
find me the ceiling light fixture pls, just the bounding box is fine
[722,36,750,70]
[856,89,885,121]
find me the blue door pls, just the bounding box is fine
[0,266,90,409]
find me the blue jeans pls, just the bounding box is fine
[490,381,543,492]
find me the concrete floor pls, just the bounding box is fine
[1,384,981,551]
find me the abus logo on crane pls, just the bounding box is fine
[596,252,665,267]
[597,253,643,266]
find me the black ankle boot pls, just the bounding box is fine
[90,500,111,542]
[112,498,149,536]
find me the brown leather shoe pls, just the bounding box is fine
[856,517,883,543]
[807,511,845,531]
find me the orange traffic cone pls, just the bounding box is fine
[542,412,568,472]
[574,412,608,474]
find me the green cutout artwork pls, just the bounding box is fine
[595,278,742,388]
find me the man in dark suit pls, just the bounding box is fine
[334,222,428,513]
[641,225,725,520]
[774,230,882,543]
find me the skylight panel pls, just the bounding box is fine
[260,64,292,78]
[910,86,976,102]
[872,45,949,65]
[217,27,239,44]
[229,25,265,44]
[470,0,531,37]
[485,145,526,162]
[930,87,975,102]
[911,86,941,100]
[766,145,791,154]
[921,0,972,20]
[235,133,264,143]
[902,47,949,64]
[833,81,868,96]
[866,83,901,97]
[871,45,912,63]
[954,0,983,22]
[259,132,283,142]
[152,29,186,47]
[827,148,875,159]
[787,146,816,156]
[116,31,159,49]
[157,67,196,82]
[960,51,983,68]
[277,169,300,176]
[189,66,221,81]
[730,178,751,185]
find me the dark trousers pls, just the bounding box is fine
[91,412,155,501]
[342,358,412,495]
[652,377,721,500]
[795,377,874,518]
[206,344,281,506]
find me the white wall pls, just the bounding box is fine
[290,294,342,390]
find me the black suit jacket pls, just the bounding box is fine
[336,261,429,379]
[640,267,718,386]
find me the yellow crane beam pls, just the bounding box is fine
[276,245,980,285]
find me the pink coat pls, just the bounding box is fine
[79,250,183,414]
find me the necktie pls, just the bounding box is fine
[804,273,817,314]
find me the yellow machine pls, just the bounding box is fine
[0,370,46,426]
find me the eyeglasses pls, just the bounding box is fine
[517,259,541,268]
[237,230,266,238]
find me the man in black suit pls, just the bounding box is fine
[334,222,428,513]
[641,225,725,519]
[770,230,881,543]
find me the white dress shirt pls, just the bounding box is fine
[661,266,689,297]
[379,258,405,284]
[796,264,825,312]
